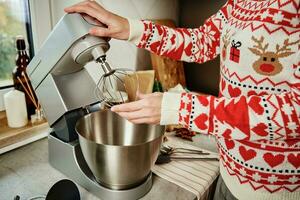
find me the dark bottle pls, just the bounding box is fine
[152,79,163,92]
[12,35,37,119]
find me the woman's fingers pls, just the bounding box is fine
[129,117,160,125]
[89,27,110,37]
[65,0,101,12]
[64,1,90,13]
[111,100,144,112]
[111,92,163,125]
[82,0,104,10]
[116,108,160,120]
[64,5,99,19]
[64,0,130,40]
[65,3,112,38]
[137,92,161,100]
[65,2,109,24]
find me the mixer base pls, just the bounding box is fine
[48,132,153,200]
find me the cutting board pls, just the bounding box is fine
[150,20,186,91]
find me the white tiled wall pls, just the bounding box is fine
[50,0,179,81]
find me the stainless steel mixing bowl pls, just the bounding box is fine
[75,110,164,190]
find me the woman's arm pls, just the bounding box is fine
[65,0,234,64]
[129,0,234,63]
[162,84,300,141]
[112,72,300,141]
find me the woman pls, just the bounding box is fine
[65,1,300,199]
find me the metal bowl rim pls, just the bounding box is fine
[77,133,164,148]
[75,110,165,147]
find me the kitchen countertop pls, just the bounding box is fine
[0,133,218,200]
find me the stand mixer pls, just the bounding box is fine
[27,14,163,200]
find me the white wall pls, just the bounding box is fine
[49,0,179,81]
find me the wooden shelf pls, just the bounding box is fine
[0,111,50,151]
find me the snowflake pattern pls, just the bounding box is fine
[252,172,262,182]
[290,17,299,27]
[180,109,189,118]
[240,168,247,177]
[272,11,284,23]
[203,25,216,47]
[267,175,278,184]
[230,161,236,170]
[282,104,293,116]
[182,95,190,104]
[260,10,269,20]
[289,176,299,184]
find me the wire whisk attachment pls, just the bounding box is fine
[94,56,139,108]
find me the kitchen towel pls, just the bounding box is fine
[152,136,220,200]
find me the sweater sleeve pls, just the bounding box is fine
[127,0,234,64]
[160,67,300,141]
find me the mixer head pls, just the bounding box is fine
[68,14,139,108]
[95,56,139,108]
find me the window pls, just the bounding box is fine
[0,0,34,88]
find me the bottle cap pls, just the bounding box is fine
[16,35,26,50]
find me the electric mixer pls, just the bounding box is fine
[27,13,163,200]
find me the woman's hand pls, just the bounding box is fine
[64,0,129,40]
[111,92,163,125]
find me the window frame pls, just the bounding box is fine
[25,0,35,61]
[0,0,35,90]
[0,0,52,111]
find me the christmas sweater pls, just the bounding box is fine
[128,0,300,199]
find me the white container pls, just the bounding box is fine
[4,89,28,128]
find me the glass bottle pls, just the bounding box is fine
[12,35,37,119]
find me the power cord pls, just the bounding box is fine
[14,195,46,200]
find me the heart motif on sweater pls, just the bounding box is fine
[239,146,256,161]
[197,96,209,106]
[170,34,176,45]
[222,129,232,138]
[150,41,161,52]
[288,153,300,169]
[225,139,235,150]
[184,43,193,56]
[228,85,241,97]
[263,153,285,168]
[194,114,208,130]
[247,90,268,97]
[223,129,235,149]
[252,123,268,136]
[249,96,264,115]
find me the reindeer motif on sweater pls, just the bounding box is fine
[249,36,299,76]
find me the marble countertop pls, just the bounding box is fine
[0,133,218,200]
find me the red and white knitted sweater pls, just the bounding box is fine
[128,0,300,199]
